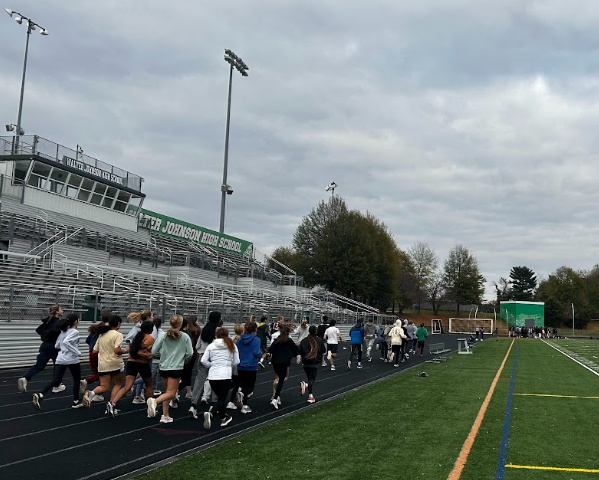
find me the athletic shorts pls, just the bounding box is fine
[327,344,339,354]
[98,369,120,377]
[159,369,182,379]
[260,343,268,353]
[126,361,152,379]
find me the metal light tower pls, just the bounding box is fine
[4,8,48,150]
[325,182,338,197]
[219,49,248,234]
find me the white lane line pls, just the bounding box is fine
[542,340,599,377]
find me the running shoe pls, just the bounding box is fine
[92,394,104,402]
[258,360,265,369]
[299,381,306,396]
[147,397,157,418]
[405,354,410,359]
[18,377,28,393]
[393,364,399,368]
[140,391,146,401]
[200,397,209,405]
[189,405,198,420]
[240,405,252,414]
[106,402,118,417]
[331,365,336,371]
[72,400,84,409]
[347,360,352,370]
[270,398,279,410]
[79,379,87,395]
[357,362,363,369]
[277,396,281,406]
[132,396,145,405]
[160,415,174,424]
[82,390,93,408]
[226,402,238,410]
[153,390,162,396]
[52,384,66,393]
[185,391,193,399]
[32,393,42,409]
[203,411,212,429]
[169,399,179,409]
[307,394,315,404]
[368,356,372,362]
[321,359,327,367]
[246,391,254,399]
[220,414,233,427]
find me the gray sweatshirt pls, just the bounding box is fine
[55,328,81,365]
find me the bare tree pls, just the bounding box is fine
[426,272,446,315]
[408,241,438,312]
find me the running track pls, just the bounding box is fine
[0,335,461,480]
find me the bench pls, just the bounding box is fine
[425,342,452,363]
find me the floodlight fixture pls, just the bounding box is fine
[4,8,48,147]
[219,48,249,234]
[5,123,24,134]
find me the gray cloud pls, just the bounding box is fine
[3,0,599,300]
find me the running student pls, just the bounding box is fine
[316,315,329,367]
[324,319,342,371]
[147,315,193,424]
[201,327,239,428]
[415,323,428,357]
[106,320,155,416]
[298,325,326,404]
[79,310,111,401]
[170,316,201,410]
[348,319,364,370]
[125,310,157,343]
[83,316,128,409]
[19,305,65,393]
[234,321,262,414]
[389,319,408,367]
[33,314,83,409]
[377,322,388,361]
[364,319,377,362]
[225,323,245,411]
[268,325,298,410]
[189,311,222,420]
[132,316,164,402]
[256,316,270,368]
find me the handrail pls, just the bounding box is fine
[37,227,84,261]
[0,251,41,262]
[26,229,65,257]
[76,263,105,289]
[113,276,140,295]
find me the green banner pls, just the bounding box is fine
[139,209,253,257]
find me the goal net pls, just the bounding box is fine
[449,318,494,335]
[431,319,443,334]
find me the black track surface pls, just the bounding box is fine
[0,335,463,480]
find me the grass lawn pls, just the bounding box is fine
[137,339,599,480]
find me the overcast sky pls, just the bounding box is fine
[2,0,599,300]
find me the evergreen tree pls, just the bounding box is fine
[509,266,537,300]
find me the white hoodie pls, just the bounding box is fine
[389,320,408,346]
[55,328,81,365]
[201,338,240,380]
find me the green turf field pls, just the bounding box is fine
[138,339,599,480]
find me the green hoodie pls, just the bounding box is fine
[416,326,428,342]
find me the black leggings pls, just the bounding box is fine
[303,366,318,395]
[392,345,402,365]
[379,340,388,360]
[178,356,197,391]
[349,344,362,363]
[41,363,81,401]
[228,374,241,404]
[237,370,257,405]
[417,341,425,354]
[209,379,231,419]
[25,342,58,380]
[272,362,289,399]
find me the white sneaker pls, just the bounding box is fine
[82,390,93,407]
[185,391,193,399]
[159,415,173,424]
[270,398,279,410]
[240,405,252,414]
[140,391,146,401]
[169,399,179,409]
[32,393,42,409]
[226,401,237,410]
[299,381,306,396]
[357,362,363,369]
[203,411,212,429]
[92,394,104,402]
[277,396,281,406]
[321,360,327,367]
[189,405,198,420]
[153,390,162,396]
[79,379,87,395]
[52,384,66,393]
[18,377,28,392]
[132,396,145,405]
[347,360,352,370]
[331,365,336,371]
[147,397,157,418]
[235,390,244,408]
[307,394,315,404]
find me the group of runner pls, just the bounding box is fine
[18,306,429,429]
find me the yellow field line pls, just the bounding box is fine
[446,339,515,480]
[507,464,599,473]
[515,393,599,399]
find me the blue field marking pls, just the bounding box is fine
[495,342,519,480]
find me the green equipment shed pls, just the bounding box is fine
[500,301,544,328]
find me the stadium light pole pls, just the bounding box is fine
[4,8,48,152]
[219,49,248,234]
[572,302,575,337]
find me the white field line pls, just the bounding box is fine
[542,340,599,377]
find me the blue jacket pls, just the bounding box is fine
[349,323,364,345]
[236,334,262,371]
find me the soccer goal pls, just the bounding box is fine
[431,319,443,334]
[449,318,494,335]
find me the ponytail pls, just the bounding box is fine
[216,327,235,353]
[166,315,183,340]
[128,310,152,324]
